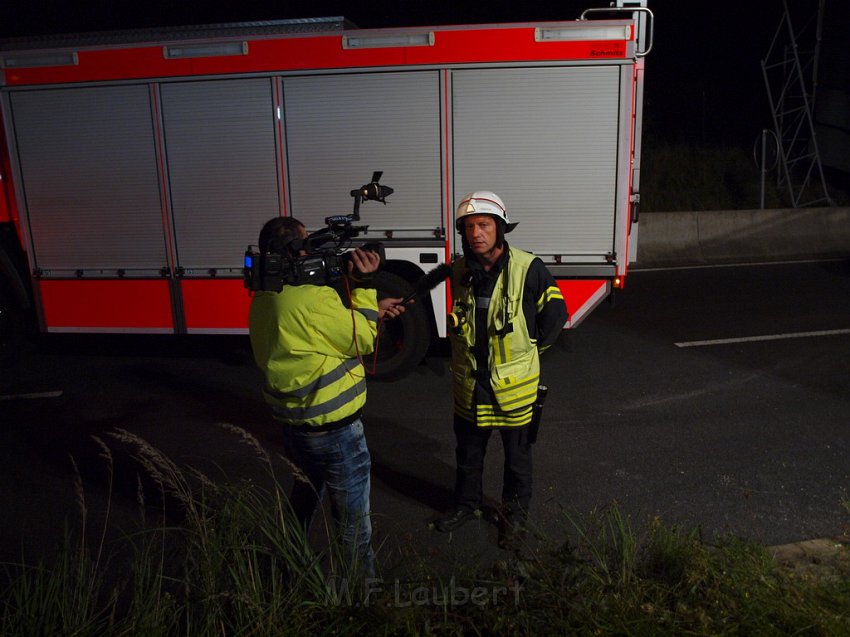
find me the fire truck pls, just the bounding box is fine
[0,2,652,377]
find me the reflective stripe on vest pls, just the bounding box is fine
[264,357,366,422]
[270,377,366,421]
[355,307,379,323]
[455,401,534,428]
[264,357,361,400]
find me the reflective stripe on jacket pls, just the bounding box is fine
[450,247,539,426]
[249,283,378,426]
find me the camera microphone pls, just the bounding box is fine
[399,263,452,305]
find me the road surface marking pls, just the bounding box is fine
[632,258,847,272]
[0,390,64,401]
[675,328,850,348]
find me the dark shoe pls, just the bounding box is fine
[434,508,477,533]
[498,516,528,550]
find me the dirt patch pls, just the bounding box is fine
[771,536,850,580]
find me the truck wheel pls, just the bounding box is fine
[370,271,431,380]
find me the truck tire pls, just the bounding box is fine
[370,270,431,380]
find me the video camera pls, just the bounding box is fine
[244,172,392,291]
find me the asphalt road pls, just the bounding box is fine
[2,259,849,571]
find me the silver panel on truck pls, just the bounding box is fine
[160,78,280,270]
[453,66,620,259]
[283,72,442,235]
[10,85,165,272]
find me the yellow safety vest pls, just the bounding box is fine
[449,247,539,427]
[249,284,378,426]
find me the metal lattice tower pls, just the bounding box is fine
[761,0,833,208]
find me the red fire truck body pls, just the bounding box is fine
[0,4,651,372]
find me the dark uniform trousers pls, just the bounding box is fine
[453,415,533,518]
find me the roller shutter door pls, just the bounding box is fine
[283,72,442,235]
[160,78,280,270]
[453,66,620,259]
[10,85,165,274]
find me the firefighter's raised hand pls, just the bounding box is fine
[379,297,406,321]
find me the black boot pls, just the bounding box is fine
[434,507,477,533]
[498,510,528,550]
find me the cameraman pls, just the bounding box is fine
[248,216,403,576]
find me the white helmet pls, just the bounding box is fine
[455,191,518,233]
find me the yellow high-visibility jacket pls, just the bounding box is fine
[450,247,540,427]
[249,283,378,426]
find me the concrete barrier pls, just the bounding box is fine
[635,207,850,268]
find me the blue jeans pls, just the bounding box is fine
[281,419,374,574]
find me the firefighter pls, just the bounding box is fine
[248,216,404,575]
[435,192,568,549]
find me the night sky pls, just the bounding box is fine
[0,0,835,150]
